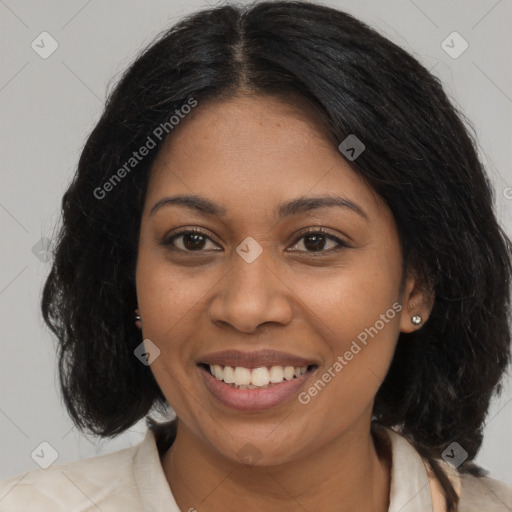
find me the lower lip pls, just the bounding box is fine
[199,365,316,411]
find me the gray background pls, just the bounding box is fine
[1,0,511,485]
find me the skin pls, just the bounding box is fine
[135,93,433,512]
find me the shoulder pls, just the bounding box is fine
[0,443,141,511]
[458,472,512,511]
[373,423,512,512]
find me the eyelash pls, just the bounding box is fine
[162,227,351,255]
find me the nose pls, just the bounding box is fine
[208,248,294,334]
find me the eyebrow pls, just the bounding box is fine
[149,194,368,221]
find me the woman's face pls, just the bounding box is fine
[136,94,428,465]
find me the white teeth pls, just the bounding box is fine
[283,366,295,380]
[208,364,312,388]
[212,364,223,380]
[251,367,270,386]
[234,366,251,386]
[223,366,235,384]
[269,365,284,383]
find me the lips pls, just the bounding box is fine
[199,364,317,411]
[196,349,319,411]
[197,348,318,369]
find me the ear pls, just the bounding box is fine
[399,272,435,333]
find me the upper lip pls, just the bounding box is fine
[198,349,318,369]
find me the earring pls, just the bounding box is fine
[411,315,422,326]
[134,308,142,329]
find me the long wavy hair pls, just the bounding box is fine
[41,2,512,510]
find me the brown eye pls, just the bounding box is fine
[163,229,219,252]
[289,228,350,254]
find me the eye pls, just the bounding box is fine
[162,228,221,252]
[288,227,350,254]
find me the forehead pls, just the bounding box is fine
[144,94,386,222]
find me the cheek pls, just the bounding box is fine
[136,245,210,336]
[300,244,402,343]
[135,250,196,378]
[135,255,200,417]
[295,248,402,406]
[135,250,227,410]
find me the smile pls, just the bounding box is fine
[198,361,318,411]
[202,363,315,389]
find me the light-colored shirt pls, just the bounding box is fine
[0,425,510,511]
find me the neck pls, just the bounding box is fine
[160,419,391,512]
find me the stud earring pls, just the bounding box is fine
[411,315,422,326]
[134,308,142,329]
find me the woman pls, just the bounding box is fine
[1,1,511,511]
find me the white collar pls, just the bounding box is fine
[132,425,461,512]
[382,426,461,511]
[133,427,180,511]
